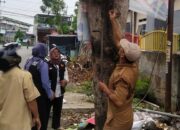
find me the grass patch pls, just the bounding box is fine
[66,81,93,96]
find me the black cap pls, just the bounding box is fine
[0,42,21,71]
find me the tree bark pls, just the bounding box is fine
[84,0,129,129]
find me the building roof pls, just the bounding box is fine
[48,34,77,37]
[34,14,72,18]
[1,16,32,27]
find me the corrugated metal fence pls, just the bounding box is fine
[140,30,180,53]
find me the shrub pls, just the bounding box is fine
[134,78,149,98]
[79,81,93,96]
[135,78,157,103]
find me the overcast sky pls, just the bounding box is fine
[1,0,78,25]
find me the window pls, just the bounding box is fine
[137,24,146,35]
[154,19,167,30]
[125,22,131,33]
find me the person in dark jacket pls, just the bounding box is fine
[48,47,69,130]
[24,42,54,130]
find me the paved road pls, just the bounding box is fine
[17,46,33,68]
[0,45,32,74]
[0,45,33,68]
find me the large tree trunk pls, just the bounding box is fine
[84,0,129,129]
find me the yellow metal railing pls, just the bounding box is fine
[140,30,180,53]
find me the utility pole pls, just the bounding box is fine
[0,0,5,17]
[165,0,174,112]
[0,0,6,33]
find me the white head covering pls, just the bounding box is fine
[119,39,141,62]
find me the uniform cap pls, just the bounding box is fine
[119,39,141,62]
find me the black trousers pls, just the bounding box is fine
[49,96,63,129]
[32,96,51,130]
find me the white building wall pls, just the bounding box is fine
[127,12,131,23]
[174,1,180,33]
[174,0,180,10]
[136,13,146,33]
[0,17,31,42]
[127,12,147,33]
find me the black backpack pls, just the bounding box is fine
[28,60,47,98]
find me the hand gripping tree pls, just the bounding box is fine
[82,0,129,129]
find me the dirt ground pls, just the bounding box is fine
[47,92,94,130]
[62,92,94,109]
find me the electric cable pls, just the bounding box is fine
[5,0,41,4]
[2,6,41,13]
[0,10,34,17]
[134,20,168,108]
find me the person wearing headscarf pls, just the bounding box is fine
[98,10,141,130]
[48,47,69,130]
[24,42,54,130]
[0,43,41,130]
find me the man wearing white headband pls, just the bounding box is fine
[99,10,141,130]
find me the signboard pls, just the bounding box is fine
[166,41,171,73]
[129,0,168,20]
[77,2,90,42]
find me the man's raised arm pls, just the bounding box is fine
[109,10,122,48]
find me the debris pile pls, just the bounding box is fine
[60,109,180,130]
[60,110,94,130]
[67,60,92,84]
[133,111,180,130]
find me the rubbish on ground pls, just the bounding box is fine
[132,111,180,130]
[77,116,95,130]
